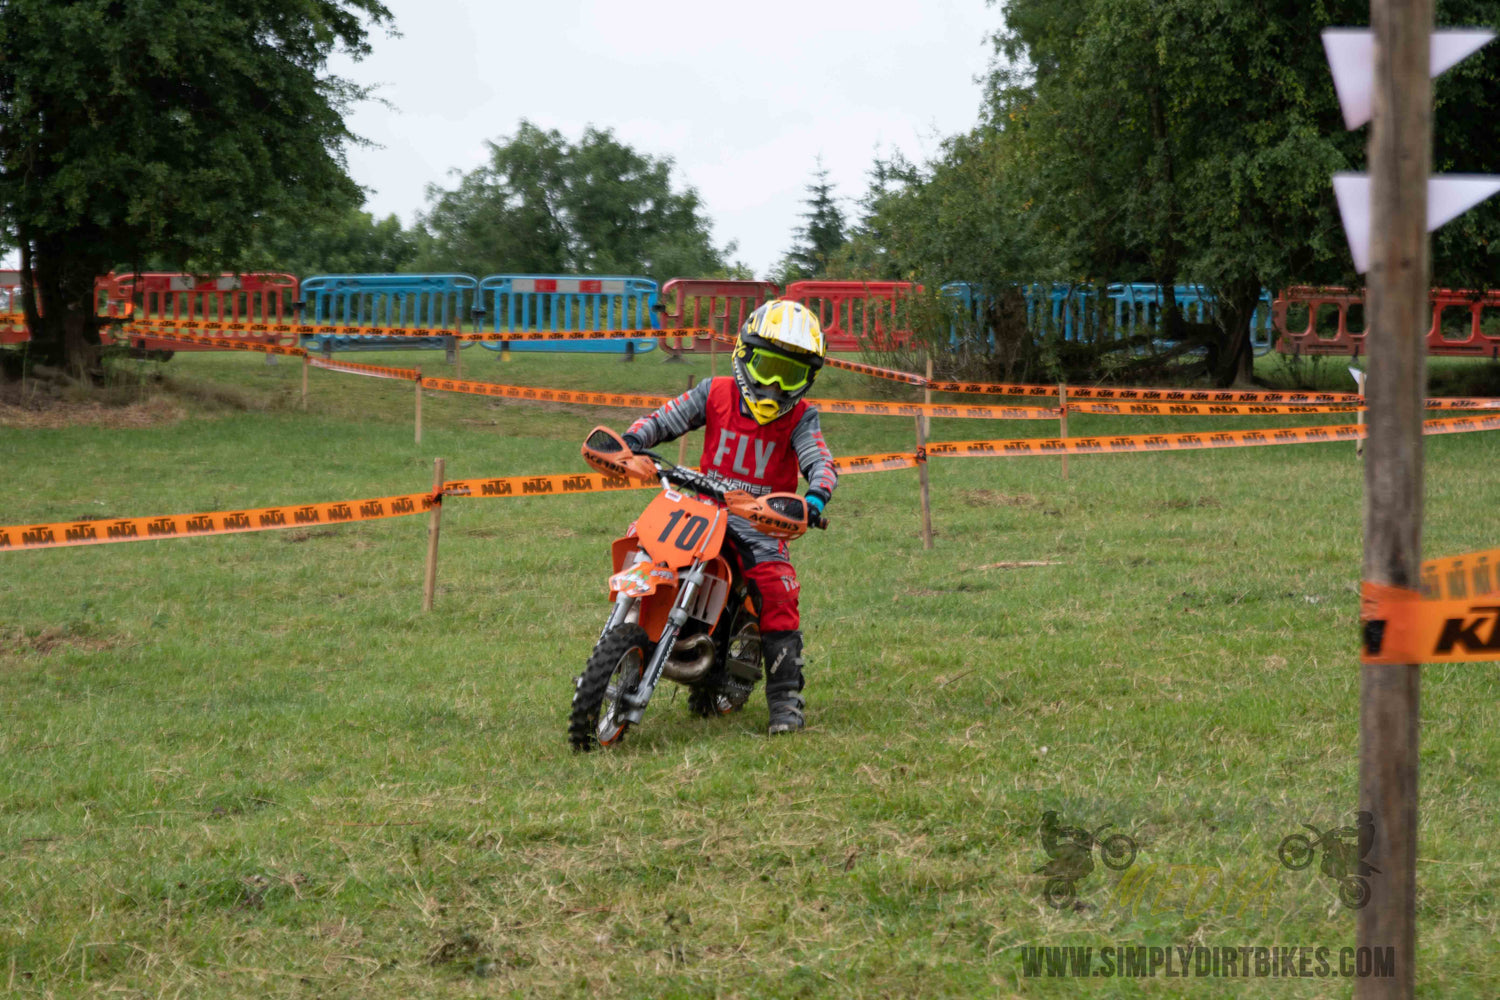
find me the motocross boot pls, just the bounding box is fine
[762,629,806,735]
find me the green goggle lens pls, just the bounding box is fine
[744,348,811,391]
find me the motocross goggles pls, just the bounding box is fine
[743,347,813,392]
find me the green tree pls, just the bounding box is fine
[774,161,847,283]
[0,0,392,377]
[417,121,732,280]
[828,151,921,281]
[990,0,1500,384]
[247,202,418,276]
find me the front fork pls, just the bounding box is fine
[615,558,707,725]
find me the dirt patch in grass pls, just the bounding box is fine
[0,625,121,658]
[0,387,186,429]
[956,489,1037,507]
[282,528,343,544]
[1162,495,1222,510]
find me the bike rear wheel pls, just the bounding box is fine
[1278,834,1315,871]
[570,624,650,752]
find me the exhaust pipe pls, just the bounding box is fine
[661,634,716,683]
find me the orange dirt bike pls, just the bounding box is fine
[570,426,825,751]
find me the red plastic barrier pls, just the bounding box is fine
[782,281,920,351]
[1274,286,1500,357]
[109,272,299,352]
[657,279,781,355]
[0,271,119,344]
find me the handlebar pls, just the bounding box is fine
[637,449,826,531]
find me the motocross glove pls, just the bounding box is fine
[805,490,828,528]
[622,432,645,454]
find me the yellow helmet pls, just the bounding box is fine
[732,300,826,425]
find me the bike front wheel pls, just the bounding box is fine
[1098,833,1138,871]
[570,624,650,752]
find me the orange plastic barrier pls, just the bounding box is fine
[1274,286,1500,357]
[658,279,781,356]
[782,281,919,351]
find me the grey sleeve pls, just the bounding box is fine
[624,378,713,449]
[791,407,838,499]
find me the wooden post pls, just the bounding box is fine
[1058,383,1069,480]
[454,336,463,378]
[915,416,933,550]
[422,457,445,612]
[301,355,309,409]
[1351,366,1368,457]
[1358,4,1430,998]
[923,354,933,438]
[678,374,696,466]
[709,332,718,378]
[414,374,423,445]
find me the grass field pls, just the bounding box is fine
[2,345,1498,998]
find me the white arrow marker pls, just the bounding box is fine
[1333,173,1500,273]
[1323,28,1495,130]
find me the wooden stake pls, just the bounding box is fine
[1351,366,1368,457]
[422,457,445,612]
[454,337,463,378]
[678,374,696,466]
[1358,4,1431,997]
[1058,383,1069,480]
[414,375,423,445]
[923,354,933,439]
[301,355,309,409]
[915,416,933,550]
[709,333,718,378]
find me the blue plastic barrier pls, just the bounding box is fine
[300,274,479,353]
[476,275,657,354]
[942,282,1098,347]
[946,281,1273,355]
[1106,283,1276,355]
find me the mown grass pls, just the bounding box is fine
[2,345,1498,998]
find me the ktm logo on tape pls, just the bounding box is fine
[1435,606,1500,655]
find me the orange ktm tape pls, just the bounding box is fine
[409,374,1055,420]
[1421,547,1500,601]
[442,472,656,499]
[925,424,1363,458]
[116,326,307,356]
[0,492,435,553]
[452,328,714,343]
[811,399,1061,420]
[1071,401,1363,416]
[834,453,921,474]
[420,376,676,410]
[1362,581,1500,664]
[1425,397,1500,410]
[309,358,421,382]
[919,416,1497,458]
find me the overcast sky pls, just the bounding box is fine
[329,0,1000,278]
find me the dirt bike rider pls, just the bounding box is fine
[616,299,837,735]
[1037,810,1095,881]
